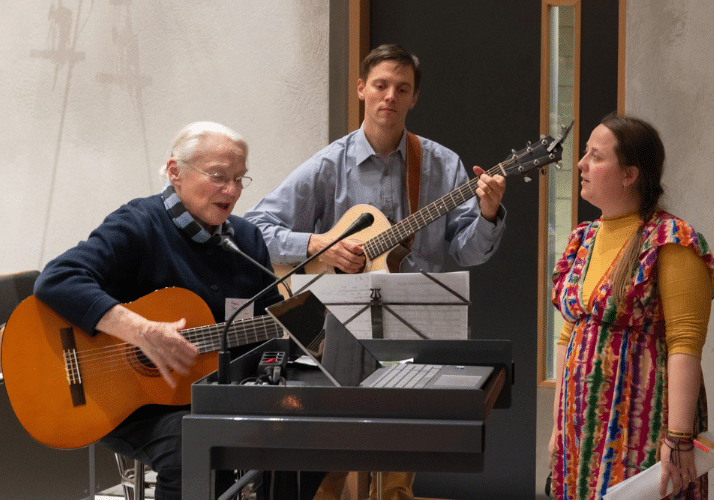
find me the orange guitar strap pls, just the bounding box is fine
[396,131,422,254]
[405,131,422,216]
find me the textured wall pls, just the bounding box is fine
[1,0,329,273]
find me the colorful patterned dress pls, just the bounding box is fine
[551,211,714,500]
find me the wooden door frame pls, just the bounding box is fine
[536,0,627,386]
[347,0,370,132]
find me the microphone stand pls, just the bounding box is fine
[216,213,374,385]
[220,237,293,297]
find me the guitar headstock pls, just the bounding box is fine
[499,120,574,182]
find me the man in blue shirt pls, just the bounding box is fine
[245,44,507,500]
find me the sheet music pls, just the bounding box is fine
[291,272,469,340]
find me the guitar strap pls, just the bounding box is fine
[405,131,422,216]
[402,131,422,251]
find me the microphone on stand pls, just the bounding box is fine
[216,212,375,384]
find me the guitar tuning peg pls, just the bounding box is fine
[523,176,532,183]
[555,162,563,170]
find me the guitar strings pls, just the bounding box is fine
[64,316,284,379]
[71,324,284,378]
[364,142,556,258]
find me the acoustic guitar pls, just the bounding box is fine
[274,126,572,279]
[0,287,283,449]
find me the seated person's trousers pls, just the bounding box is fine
[101,405,325,500]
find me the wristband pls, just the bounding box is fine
[667,429,694,442]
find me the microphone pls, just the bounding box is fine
[340,212,374,239]
[216,212,375,384]
[220,237,293,297]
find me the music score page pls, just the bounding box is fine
[291,271,470,340]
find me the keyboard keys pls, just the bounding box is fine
[371,363,440,388]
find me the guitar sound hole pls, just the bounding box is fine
[136,349,156,368]
[127,346,160,377]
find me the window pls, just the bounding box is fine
[538,1,580,384]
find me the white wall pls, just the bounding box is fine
[1,0,330,274]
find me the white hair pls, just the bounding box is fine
[159,121,248,176]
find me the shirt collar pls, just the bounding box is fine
[355,123,408,166]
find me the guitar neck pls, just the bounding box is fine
[360,129,569,261]
[363,163,504,260]
[180,315,282,355]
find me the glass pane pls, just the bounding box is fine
[545,5,575,380]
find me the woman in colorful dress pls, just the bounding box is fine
[549,114,714,500]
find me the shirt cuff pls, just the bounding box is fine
[488,204,507,227]
[280,231,313,264]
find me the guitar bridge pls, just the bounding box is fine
[60,327,87,407]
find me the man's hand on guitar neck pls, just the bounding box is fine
[96,304,199,389]
[307,233,366,274]
[473,165,506,223]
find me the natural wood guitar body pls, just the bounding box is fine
[273,204,408,285]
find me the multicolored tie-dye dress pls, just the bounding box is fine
[551,211,714,500]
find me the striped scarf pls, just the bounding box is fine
[161,181,234,244]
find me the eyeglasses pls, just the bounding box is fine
[188,164,252,189]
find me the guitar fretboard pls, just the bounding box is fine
[180,315,282,354]
[363,137,558,260]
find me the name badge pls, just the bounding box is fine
[225,298,254,322]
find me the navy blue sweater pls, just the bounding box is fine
[34,194,283,335]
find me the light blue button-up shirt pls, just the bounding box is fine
[244,126,506,273]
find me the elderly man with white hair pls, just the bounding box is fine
[33,122,325,500]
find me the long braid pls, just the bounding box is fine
[603,114,665,305]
